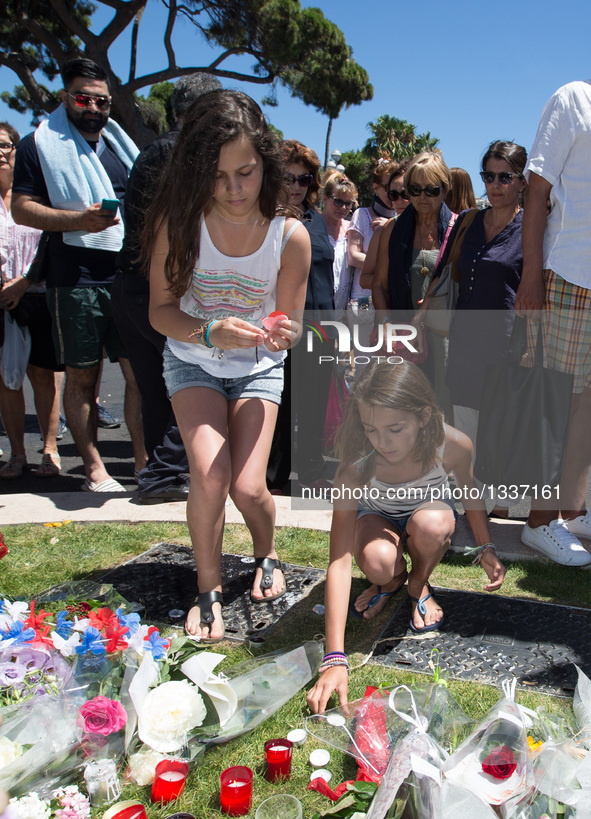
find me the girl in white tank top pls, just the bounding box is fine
[307,360,507,714]
[145,90,311,643]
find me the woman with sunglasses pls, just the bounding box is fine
[266,140,334,492]
[425,141,527,516]
[359,160,410,292]
[321,170,358,313]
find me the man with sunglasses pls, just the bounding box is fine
[11,58,146,493]
[515,79,591,567]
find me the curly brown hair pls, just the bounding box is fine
[142,90,287,299]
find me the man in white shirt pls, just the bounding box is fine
[516,79,591,567]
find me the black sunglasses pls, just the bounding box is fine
[387,188,410,202]
[284,173,314,188]
[480,171,522,185]
[67,92,111,110]
[0,143,15,153]
[330,196,354,209]
[406,184,442,198]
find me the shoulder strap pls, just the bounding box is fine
[281,219,302,254]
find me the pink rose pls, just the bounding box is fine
[79,695,127,736]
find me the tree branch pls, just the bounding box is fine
[91,0,147,50]
[163,0,177,70]
[129,4,145,82]
[20,14,79,68]
[47,0,99,45]
[125,64,274,94]
[0,52,55,110]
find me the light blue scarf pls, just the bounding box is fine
[35,104,139,251]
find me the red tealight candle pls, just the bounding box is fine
[264,738,293,782]
[151,760,189,803]
[219,766,253,817]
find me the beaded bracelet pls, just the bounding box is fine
[204,319,218,348]
[323,651,346,661]
[319,659,350,676]
[468,542,496,566]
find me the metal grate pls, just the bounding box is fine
[95,543,325,642]
[371,587,591,696]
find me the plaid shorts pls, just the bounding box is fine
[527,270,591,394]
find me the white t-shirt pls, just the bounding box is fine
[329,233,350,312]
[345,207,374,300]
[526,79,591,288]
[168,215,291,378]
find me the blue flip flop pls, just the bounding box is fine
[349,570,408,620]
[408,584,445,633]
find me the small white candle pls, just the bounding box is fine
[270,745,288,752]
[228,780,248,788]
[158,771,186,782]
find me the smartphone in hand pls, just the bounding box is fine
[100,198,119,215]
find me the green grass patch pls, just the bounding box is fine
[0,521,584,817]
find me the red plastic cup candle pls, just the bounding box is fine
[103,801,147,819]
[220,766,253,816]
[264,738,293,782]
[150,760,189,803]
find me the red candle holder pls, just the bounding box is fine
[264,738,293,782]
[151,759,189,804]
[103,801,147,819]
[220,766,253,816]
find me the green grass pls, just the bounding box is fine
[0,521,584,818]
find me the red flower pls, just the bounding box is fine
[482,745,517,780]
[0,543,7,560]
[23,600,52,631]
[104,622,129,653]
[88,607,118,632]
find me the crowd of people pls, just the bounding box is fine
[2,58,591,710]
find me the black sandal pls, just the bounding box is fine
[185,591,225,643]
[251,557,286,603]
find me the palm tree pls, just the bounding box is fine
[364,114,439,160]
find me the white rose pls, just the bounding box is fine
[126,749,168,785]
[9,793,51,819]
[0,737,24,770]
[138,679,207,752]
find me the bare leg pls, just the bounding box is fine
[118,357,148,474]
[172,386,231,640]
[227,398,284,599]
[63,364,112,484]
[0,377,26,474]
[405,506,455,630]
[352,513,408,620]
[27,364,60,460]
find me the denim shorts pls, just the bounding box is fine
[162,344,284,404]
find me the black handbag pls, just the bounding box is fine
[475,317,573,493]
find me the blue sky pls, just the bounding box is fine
[2,0,591,195]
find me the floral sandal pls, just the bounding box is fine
[185,591,225,643]
[251,557,286,603]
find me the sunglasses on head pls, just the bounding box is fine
[387,188,409,202]
[480,171,522,185]
[67,92,111,110]
[407,184,442,198]
[330,196,354,209]
[284,173,314,188]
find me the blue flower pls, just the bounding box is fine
[143,630,169,660]
[75,626,106,656]
[2,621,36,643]
[116,608,140,636]
[55,610,73,638]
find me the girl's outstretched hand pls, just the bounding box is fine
[307,666,349,714]
[481,547,506,591]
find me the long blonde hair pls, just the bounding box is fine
[336,360,445,482]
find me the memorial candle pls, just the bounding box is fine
[219,766,253,816]
[151,760,189,803]
[264,738,293,782]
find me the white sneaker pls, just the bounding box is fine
[565,510,591,540]
[521,519,591,567]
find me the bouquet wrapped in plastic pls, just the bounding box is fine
[126,640,323,784]
[443,679,535,806]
